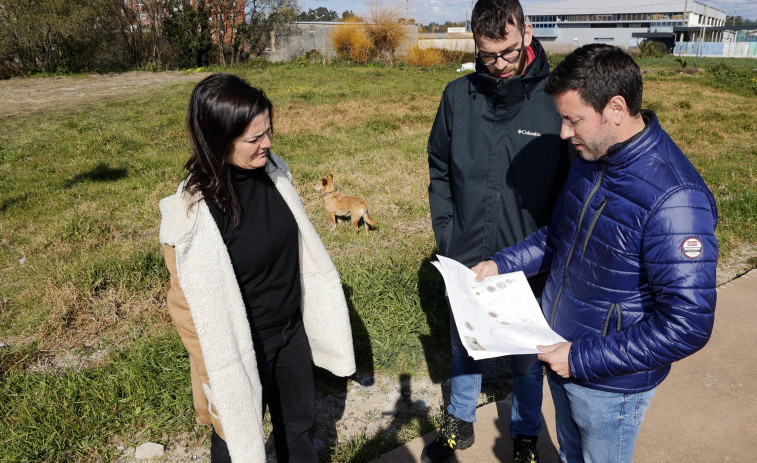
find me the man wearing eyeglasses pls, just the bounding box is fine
[425,0,574,462]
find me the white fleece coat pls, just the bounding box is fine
[159,153,356,462]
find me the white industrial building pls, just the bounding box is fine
[525,0,730,52]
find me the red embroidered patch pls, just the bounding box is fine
[681,237,703,259]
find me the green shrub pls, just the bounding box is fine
[295,49,330,66]
[638,40,669,58]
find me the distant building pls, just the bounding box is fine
[525,0,727,51]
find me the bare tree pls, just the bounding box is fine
[206,0,244,65]
[139,0,171,67]
[102,0,144,68]
[245,0,299,57]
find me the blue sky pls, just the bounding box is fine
[298,0,757,26]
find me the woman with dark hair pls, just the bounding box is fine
[159,73,355,462]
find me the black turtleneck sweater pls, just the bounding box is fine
[206,164,301,330]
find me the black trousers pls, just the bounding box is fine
[211,315,317,463]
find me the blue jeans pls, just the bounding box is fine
[448,310,543,438]
[547,370,656,463]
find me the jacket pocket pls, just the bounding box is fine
[581,198,609,254]
[602,303,622,336]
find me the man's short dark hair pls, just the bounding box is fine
[545,44,643,116]
[471,0,525,39]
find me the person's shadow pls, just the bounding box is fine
[333,372,435,462]
[416,254,451,385]
[311,282,375,461]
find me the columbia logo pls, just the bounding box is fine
[517,129,541,137]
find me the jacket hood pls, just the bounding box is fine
[471,38,550,102]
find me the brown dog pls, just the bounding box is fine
[314,174,378,233]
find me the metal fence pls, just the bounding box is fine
[674,41,757,57]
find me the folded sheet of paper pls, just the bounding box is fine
[432,255,566,360]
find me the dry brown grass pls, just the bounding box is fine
[36,282,170,352]
[276,98,435,136]
[643,79,755,158]
[365,2,407,64]
[330,22,374,63]
[406,46,446,67]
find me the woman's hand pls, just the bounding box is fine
[470,260,499,282]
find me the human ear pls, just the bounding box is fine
[523,23,534,47]
[605,95,628,125]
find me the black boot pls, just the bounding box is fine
[513,434,539,463]
[420,414,475,463]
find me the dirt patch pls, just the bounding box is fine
[116,358,516,463]
[0,71,211,119]
[716,244,757,287]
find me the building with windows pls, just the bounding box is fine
[525,0,728,52]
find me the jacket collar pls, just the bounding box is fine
[600,110,660,168]
[159,152,291,247]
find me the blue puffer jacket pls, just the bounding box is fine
[490,111,718,393]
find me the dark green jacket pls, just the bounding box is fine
[428,38,573,292]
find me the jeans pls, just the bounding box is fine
[547,370,656,463]
[447,309,543,438]
[210,313,317,463]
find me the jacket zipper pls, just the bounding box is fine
[550,163,607,327]
[581,198,609,254]
[602,303,622,335]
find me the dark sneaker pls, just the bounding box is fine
[420,414,475,463]
[513,434,539,463]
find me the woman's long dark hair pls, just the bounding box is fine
[184,73,274,226]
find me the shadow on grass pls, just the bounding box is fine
[0,192,32,212]
[328,373,437,463]
[313,283,375,462]
[416,253,450,384]
[63,162,127,188]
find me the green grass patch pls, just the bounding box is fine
[0,334,196,462]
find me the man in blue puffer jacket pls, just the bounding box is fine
[472,44,718,463]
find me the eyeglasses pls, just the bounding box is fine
[476,34,525,65]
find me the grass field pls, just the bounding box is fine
[1,57,756,461]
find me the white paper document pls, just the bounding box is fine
[431,255,567,360]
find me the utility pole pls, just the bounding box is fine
[732,7,738,26]
[470,0,476,32]
[699,0,710,57]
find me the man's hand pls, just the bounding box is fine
[537,342,573,378]
[470,260,499,282]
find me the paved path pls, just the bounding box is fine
[374,268,757,462]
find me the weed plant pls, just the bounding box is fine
[0,60,755,460]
